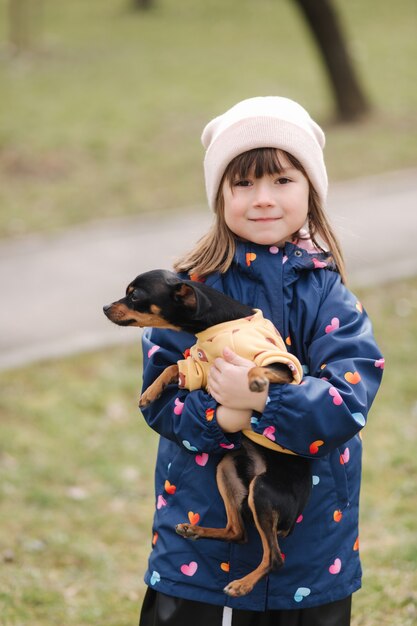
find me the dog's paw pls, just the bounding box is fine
[248,375,268,392]
[139,391,159,408]
[138,393,151,408]
[248,366,270,392]
[139,384,163,408]
[223,579,254,597]
[175,523,200,540]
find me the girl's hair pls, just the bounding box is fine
[174,148,347,284]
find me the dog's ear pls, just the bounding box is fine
[172,283,212,316]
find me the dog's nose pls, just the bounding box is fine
[103,304,112,313]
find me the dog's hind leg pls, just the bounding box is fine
[176,454,246,542]
[223,474,284,597]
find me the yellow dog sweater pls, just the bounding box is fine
[178,309,303,453]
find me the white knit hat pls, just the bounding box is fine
[201,96,328,210]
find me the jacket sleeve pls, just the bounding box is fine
[253,272,384,458]
[140,327,241,454]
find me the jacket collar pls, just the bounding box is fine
[232,235,336,280]
[201,234,337,337]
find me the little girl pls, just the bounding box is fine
[138,97,384,626]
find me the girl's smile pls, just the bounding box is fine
[222,156,310,247]
[250,217,281,222]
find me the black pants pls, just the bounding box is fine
[139,589,352,626]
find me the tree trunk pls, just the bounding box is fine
[8,0,43,54]
[132,0,153,9]
[8,0,30,52]
[293,0,371,122]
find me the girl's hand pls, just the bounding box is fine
[216,406,252,433]
[208,347,268,413]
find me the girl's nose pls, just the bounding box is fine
[253,180,275,207]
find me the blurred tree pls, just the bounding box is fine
[293,0,371,121]
[9,0,30,51]
[8,0,42,53]
[132,0,153,9]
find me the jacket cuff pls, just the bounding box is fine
[182,394,242,455]
[250,385,302,455]
[207,407,243,453]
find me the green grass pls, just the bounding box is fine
[0,348,155,626]
[0,276,416,625]
[351,278,417,626]
[0,0,416,237]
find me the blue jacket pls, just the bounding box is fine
[140,240,384,611]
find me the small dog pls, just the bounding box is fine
[104,269,311,597]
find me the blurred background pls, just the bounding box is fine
[1,0,416,236]
[0,1,416,625]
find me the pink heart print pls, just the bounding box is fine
[329,387,343,406]
[263,426,276,441]
[329,558,342,574]
[157,495,167,509]
[312,258,327,269]
[195,452,209,467]
[374,358,385,369]
[340,447,350,465]
[325,317,340,333]
[180,561,198,576]
[174,398,184,415]
[148,345,160,358]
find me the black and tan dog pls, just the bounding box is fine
[104,269,311,597]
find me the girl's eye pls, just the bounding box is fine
[277,177,291,184]
[234,179,252,187]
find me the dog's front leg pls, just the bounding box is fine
[139,364,179,407]
[248,363,293,392]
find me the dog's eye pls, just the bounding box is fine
[130,288,147,303]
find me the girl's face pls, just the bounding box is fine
[221,153,309,247]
